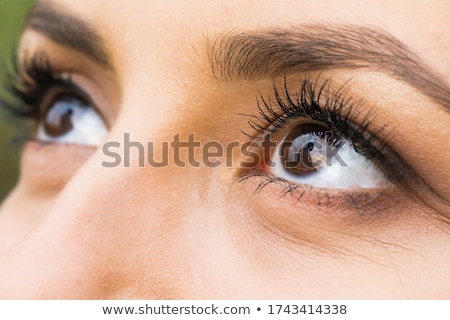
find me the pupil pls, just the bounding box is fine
[43,97,79,137]
[279,123,333,175]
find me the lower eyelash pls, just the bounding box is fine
[237,169,394,215]
[235,75,420,214]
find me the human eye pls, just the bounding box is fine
[270,121,389,189]
[4,51,108,147]
[238,76,415,211]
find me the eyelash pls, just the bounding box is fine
[238,76,412,204]
[2,51,83,127]
[2,51,414,209]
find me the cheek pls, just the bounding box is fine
[19,142,96,195]
[0,184,49,253]
[1,141,450,299]
[0,142,94,256]
[226,174,450,298]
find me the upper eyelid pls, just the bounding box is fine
[43,76,111,129]
[242,76,425,190]
[5,52,110,128]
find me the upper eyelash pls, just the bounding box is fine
[1,50,76,121]
[1,51,412,186]
[247,76,386,158]
[241,75,412,183]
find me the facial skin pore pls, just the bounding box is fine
[0,0,449,299]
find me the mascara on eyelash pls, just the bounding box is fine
[2,49,97,121]
[0,49,102,146]
[239,75,416,190]
[2,50,69,119]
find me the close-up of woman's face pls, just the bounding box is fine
[0,0,449,299]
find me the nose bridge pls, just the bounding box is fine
[0,28,219,296]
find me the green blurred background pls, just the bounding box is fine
[0,0,35,201]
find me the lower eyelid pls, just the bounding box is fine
[19,141,96,193]
[237,169,399,219]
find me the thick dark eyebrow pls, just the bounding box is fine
[209,25,450,111]
[25,1,112,69]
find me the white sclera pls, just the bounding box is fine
[37,100,108,146]
[272,133,390,189]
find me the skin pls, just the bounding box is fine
[0,0,449,299]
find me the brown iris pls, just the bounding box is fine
[41,95,85,137]
[280,123,337,175]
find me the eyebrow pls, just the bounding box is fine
[209,25,450,111]
[23,4,449,111]
[25,1,112,69]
